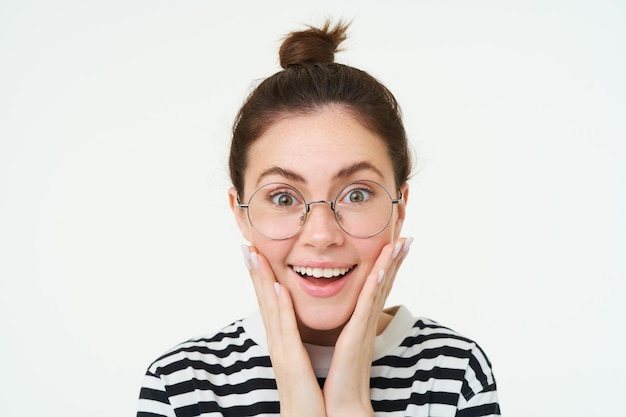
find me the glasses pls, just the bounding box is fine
[237,180,402,240]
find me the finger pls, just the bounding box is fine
[352,237,413,327]
[248,251,294,327]
[347,242,397,333]
[273,283,303,346]
[378,237,413,299]
[242,246,284,337]
[242,246,305,353]
[358,239,401,308]
[242,246,269,309]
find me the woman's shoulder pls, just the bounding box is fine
[144,316,265,376]
[409,316,487,349]
[409,316,493,365]
[371,307,500,414]
[378,306,496,378]
[384,305,492,354]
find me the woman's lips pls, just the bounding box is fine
[290,265,355,298]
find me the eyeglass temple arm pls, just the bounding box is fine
[236,195,249,209]
[392,191,403,205]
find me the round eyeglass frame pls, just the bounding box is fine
[237,180,403,240]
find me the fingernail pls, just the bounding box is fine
[392,241,403,259]
[250,252,259,270]
[241,245,251,270]
[274,282,280,296]
[377,269,385,284]
[402,237,414,256]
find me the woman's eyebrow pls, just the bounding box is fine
[256,166,306,186]
[333,161,384,180]
[256,161,383,186]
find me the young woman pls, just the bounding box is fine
[137,22,500,417]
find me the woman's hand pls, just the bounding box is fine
[322,237,413,417]
[241,237,412,417]
[242,245,326,417]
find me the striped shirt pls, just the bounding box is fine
[137,305,500,416]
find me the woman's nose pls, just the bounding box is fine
[299,201,344,248]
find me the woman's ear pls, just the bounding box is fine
[228,187,252,242]
[393,183,409,238]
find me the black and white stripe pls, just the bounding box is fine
[137,306,500,416]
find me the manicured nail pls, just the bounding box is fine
[392,241,403,259]
[241,245,251,270]
[377,269,385,284]
[250,252,259,269]
[402,237,414,256]
[274,282,280,296]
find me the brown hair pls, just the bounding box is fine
[229,21,412,196]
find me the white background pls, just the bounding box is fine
[1,1,624,416]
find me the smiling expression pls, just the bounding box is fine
[230,105,408,344]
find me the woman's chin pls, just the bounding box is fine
[295,306,352,345]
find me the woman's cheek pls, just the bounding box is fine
[254,239,293,281]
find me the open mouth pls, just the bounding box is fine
[291,265,354,279]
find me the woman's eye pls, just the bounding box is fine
[272,193,295,206]
[344,189,370,203]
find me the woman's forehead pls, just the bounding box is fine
[245,109,394,179]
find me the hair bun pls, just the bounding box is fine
[279,21,348,68]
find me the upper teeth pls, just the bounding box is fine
[293,266,351,279]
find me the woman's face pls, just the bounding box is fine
[230,106,408,343]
